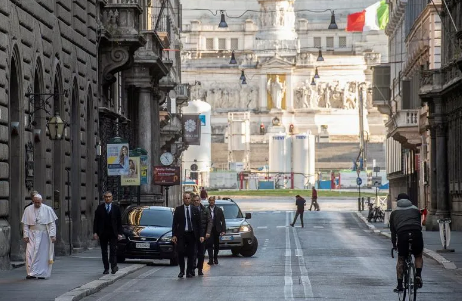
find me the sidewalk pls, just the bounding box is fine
[356,210,462,270]
[0,248,146,301]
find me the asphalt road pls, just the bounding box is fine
[82,197,462,301]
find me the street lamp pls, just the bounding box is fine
[218,10,228,28]
[47,112,66,140]
[317,49,324,61]
[314,67,320,79]
[229,50,237,64]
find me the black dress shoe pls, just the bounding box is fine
[198,270,204,276]
[26,275,36,279]
[178,272,184,278]
[111,266,119,274]
[214,259,218,264]
[186,273,193,278]
[207,261,214,265]
[103,269,109,275]
[190,270,195,276]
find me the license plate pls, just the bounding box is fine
[135,242,150,249]
[220,236,233,241]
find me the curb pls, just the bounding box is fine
[354,212,457,270]
[54,264,146,301]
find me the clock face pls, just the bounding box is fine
[160,152,174,166]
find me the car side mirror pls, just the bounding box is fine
[245,213,251,219]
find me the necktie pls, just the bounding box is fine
[106,204,110,213]
[186,206,193,231]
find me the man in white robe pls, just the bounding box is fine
[21,193,58,279]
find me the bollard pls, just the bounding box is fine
[358,198,361,211]
[361,197,365,211]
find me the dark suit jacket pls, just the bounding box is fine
[198,204,213,236]
[207,206,226,233]
[93,202,123,239]
[172,205,203,239]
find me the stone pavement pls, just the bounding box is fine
[0,248,146,301]
[356,210,462,270]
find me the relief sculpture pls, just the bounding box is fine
[203,83,259,111]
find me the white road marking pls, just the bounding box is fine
[257,226,268,229]
[284,211,294,301]
[292,224,314,298]
[277,225,287,228]
[96,267,163,301]
[313,226,324,229]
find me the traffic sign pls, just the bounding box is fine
[356,177,362,186]
[372,176,382,187]
[190,163,198,171]
[373,167,380,173]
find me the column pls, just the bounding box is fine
[259,75,268,111]
[285,74,293,110]
[138,87,154,199]
[434,98,450,218]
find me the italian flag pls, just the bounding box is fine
[346,0,389,32]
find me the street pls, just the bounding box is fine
[82,197,462,301]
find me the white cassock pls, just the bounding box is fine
[21,203,58,278]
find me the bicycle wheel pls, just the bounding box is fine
[400,271,407,301]
[408,263,416,301]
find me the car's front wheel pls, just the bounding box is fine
[117,255,126,263]
[169,256,178,266]
[239,237,258,257]
[231,248,240,257]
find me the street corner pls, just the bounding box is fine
[55,264,145,301]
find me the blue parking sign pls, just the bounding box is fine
[356,177,362,186]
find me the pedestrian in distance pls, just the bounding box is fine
[172,193,205,278]
[390,193,424,293]
[93,191,123,275]
[290,195,306,228]
[21,193,58,279]
[192,194,212,275]
[309,187,320,211]
[206,196,226,265]
[200,186,208,201]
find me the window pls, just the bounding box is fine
[313,37,321,48]
[231,38,239,50]
[206,38,214,50]
[339,36,347,48]
[218,38,226,50]
[326,37,334,48]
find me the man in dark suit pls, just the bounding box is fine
[192,194,212,276]
[206,196,226,265]
[172,193,204,278]
[93,191,123,275]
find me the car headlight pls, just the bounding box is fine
[160,235,172,242]
[239,225,251,232]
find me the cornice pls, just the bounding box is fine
[385,0,407,37]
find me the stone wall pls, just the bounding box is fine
[0,0,99,268]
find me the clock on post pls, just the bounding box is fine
[160,152,174,166]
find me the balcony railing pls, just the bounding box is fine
[395,110,419,127]
[175,84,190,104]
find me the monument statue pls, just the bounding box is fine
[267,75,286,109]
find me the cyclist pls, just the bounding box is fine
[389,193,424,293]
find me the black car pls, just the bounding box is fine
[117,206,177,266]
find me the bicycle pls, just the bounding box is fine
[391,232,418,301]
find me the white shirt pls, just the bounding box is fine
[210,206,215,220]
[184,205,193,231]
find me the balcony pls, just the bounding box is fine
[174,84,190,105]
[386,110,421,149]
[99,0,146,91]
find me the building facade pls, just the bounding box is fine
[419,0,462,230]
[375,0,441,212]
[0,0,186,269]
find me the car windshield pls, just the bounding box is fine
[123,208,173,227]
[204,203,243,219]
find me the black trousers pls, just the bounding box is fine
[207,227,220,260]
[195,239,206,270]
[99,235,118,269]
[292,210,304,226]
[177,232,196,273]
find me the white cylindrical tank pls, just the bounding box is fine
[182,100,212,187]
[293,134,309,189]
[229,119,250,151]
[269,134,288,187]
[307,134,316,186]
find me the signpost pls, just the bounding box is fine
[153,166,181,207]
[372,167,381,206]
[356,177,362,211]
